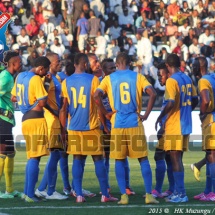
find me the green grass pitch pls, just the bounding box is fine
[0,145,214,215]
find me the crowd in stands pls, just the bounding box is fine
[1,0,215,93]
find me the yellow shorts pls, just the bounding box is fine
[202,122,215,150]
[44,110,63,149]
[67,128,103,155]
[164,134,189,151]
[22,118,49,159]
[110,122,148,159]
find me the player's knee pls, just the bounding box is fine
[7,152,16,158]
[61,151,68,158]
[154,150,165,161]
[92,155,103,162]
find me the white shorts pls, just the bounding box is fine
[78,34,88,51]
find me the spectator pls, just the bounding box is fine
[106,39,120,59]
[194,21,204,37]
[135,11,148,29]
[150,20,165,45]
[180,60,191,76]
[117,29,127,52]
[209,0,215,17]
[56,21,67,35]
[88,10,101,38]
[189,36,201,57]
[178,19,190,37]
[72,0,87,26]
[95,31,107,61]
[0,0,14,16]
[64,0,73,34]
[16,28,30,51]
[198,28,215,46]
[61,28,73,49]
[9,17,22,39]
[42,0,54,18]
[50,8,63,27]
[173,39,189,61]
[106,20,121,40]
[5,30,14,49]
[82,3,90,19]
[160,11,170,27]
[90,0,105,17]
[31,29,47,48]
[25,18,39,38]
[124,37,137,62]
[188,10,199,28]
[194,0,206,18]
[118,8,134,33]
[50,38,65,58]
[27,50,39,67]
[76,12,88,53]
[160,47,169,61]
[169,31,180,51]
[47,29,62,46]
[154,0,166,19]
[167,0,180,18]
[21,7,34,25]
[34,3,44,27]
[183,28,195,47]
[37,38,48,56]
[165,19,178,37]
[40,16,55,36]
[180,1,192,17]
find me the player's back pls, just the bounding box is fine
[165,72,193,135]
[62,72,99,131]
[107,69,150,128]
[15,71,47,114]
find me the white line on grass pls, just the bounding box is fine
[0,204,214,210]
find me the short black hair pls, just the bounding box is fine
[101,58,114,70]
[3,51,19,63]
[74,53,88,65]
[166,54,180,68]
[157,62,168,73]
[34,56,51,68]
[116,52,130,66]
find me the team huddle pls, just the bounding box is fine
[0,50,215,204]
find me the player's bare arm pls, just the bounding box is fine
[139,86,157,122]
[155,100,174,131]
[94,89,114,121]
[199,89,210,122]
[191,97,199,111]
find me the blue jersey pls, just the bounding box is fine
[11,72,48,114]
[61,73,100,131]
[165,72,197,135]
[98,70,151,128]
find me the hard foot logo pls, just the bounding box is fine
[0,41,4,54]
[0,13,10,29]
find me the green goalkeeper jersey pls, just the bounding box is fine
[0,69,15,126]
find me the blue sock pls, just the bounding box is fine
[38,161,48,192]
[209,163,215,193]
[115,160,126,194]
[104,157,110,189]
[204,162,212,194]
[95,159,109,197]
[125,158,130,188]
[140,159,152,193]
[173,172,185,195]
[72,159,83,196]
[47,151,61,196]
[27,159,40,198]
[59,153,71,189]
[24,160,30,195]
[166,159,175,192]
[155,160,166,193]
[81,158,86,178]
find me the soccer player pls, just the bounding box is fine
[192,57,215,201]
[94,53,158,204]
[0,51,22,198]
[11,56,51,202]
[99,58,135,195]
[35,53,68,200]
[155,54,198,203]
[60,53,118,203]
[152,63,174,198]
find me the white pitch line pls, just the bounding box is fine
[0,204,214,210]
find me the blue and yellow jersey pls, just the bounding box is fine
[160,98,168,127]
[46,73,61,111]
[198,73,215,126]
[11,72,48,114]
[61,73,100,131]
[56,71,68,83]
[97,70,151,129]
[164,72,197,135]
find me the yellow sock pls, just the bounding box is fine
[4,155,14,193]
[0,154,6,182]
